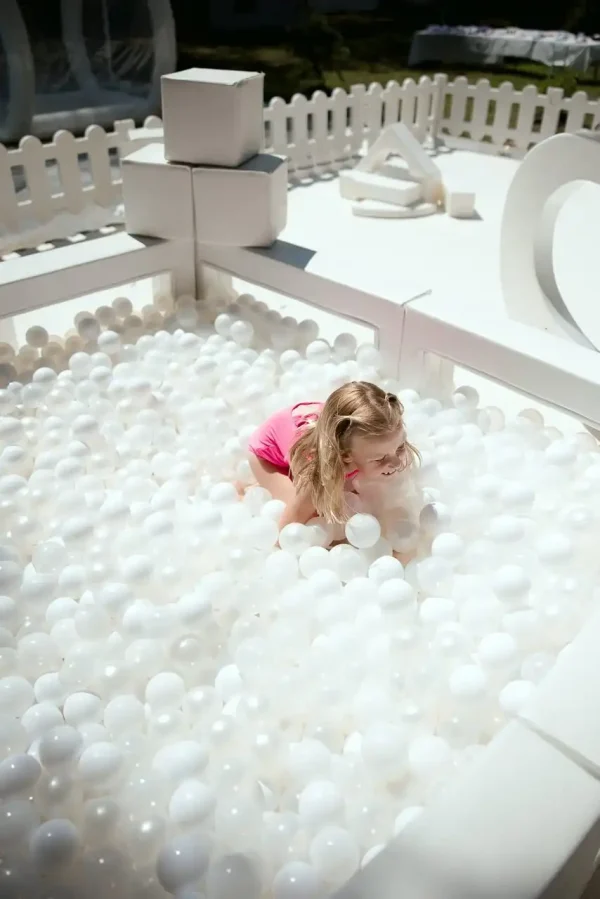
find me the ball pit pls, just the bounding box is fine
[0,286,598,899]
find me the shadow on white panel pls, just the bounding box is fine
[552,180,600,353]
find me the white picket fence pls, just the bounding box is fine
[2,73,600,250]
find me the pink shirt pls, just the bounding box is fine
[247,402,358,481]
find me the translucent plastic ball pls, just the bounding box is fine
[408,734,452,779]
[476,632,518,671]
[152,740,209,783]
[146,672,186,711]
[273,861,322,899]
[168,779,216,826]
[279,524,314,556]
[63,692,102,728]
[492,565,531,604]
[431,532,464,564]
[156,832,212,893]
[29,818,80,871]
[0,675,35,717]
[448,665,489,701]
[498,679,536,715]
[206,853,263,899]
[298,780,344,829]
[309,826,360,886]
[0,753,42,798]
[345,514,381,550]
[361,722,407,771]
[78,742,123,785]
[378,579,416,616]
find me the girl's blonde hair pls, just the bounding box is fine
[289,381,418,523]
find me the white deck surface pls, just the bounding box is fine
[6,147,594,439]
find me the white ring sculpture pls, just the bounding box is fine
[500,130,600,351]
[0,0,176,143]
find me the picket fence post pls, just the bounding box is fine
[54,131,86,215]
[331,87,351,164]
[85,125,118,208]
[288,94,312,171]
[469,79,492,143]
[513,84,539,151]
[0,145,20,233]
[347,83,367,157]
[365,82,384,147]
[413,76,433,140]
[265,97,289,159]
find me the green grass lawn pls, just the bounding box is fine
[179,14,600,103]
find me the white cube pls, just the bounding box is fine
[445,186,476,219]
[192,154,288,247]
[162,68,265,167]
[121,143,193,241]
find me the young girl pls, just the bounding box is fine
[246,381,419,532]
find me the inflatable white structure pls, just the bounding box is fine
[339,123,476,219]
[2,68,600,899]
[0,0,176,143]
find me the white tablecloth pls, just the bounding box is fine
[409,27,600,72]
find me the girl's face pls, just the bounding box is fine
[346,427,409,479]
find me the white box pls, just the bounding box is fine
[161,68,265,167]
[192,154,288,247]
[445,186,476,218]
[121,144,193,241]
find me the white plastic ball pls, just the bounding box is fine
[309,826,360,885]
[146,672,186,711]
[156,833,211,893]
[63,692,102,728]
[448,665,488,701]
[476,632,518,670]
[29,818,80,871]
[408,735,452,779]
[0,753,42,798]
[498,679,536,715]
[298,780,344,829]
[168,779,216,826]
[279,523,314,556]
[272,861,322,899]
[345,514,381,549]
[78,742,123,784]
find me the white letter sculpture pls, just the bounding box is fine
[500,131,600,350]
[339,122,475,220]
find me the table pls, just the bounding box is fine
[409,26,600,72]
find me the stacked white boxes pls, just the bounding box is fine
[122,68,288,247]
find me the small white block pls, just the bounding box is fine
[445,187,476,219]
[340,170,423,206]
[162,68,265,167]
[192,153,288,247]
[121,144,193,241]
